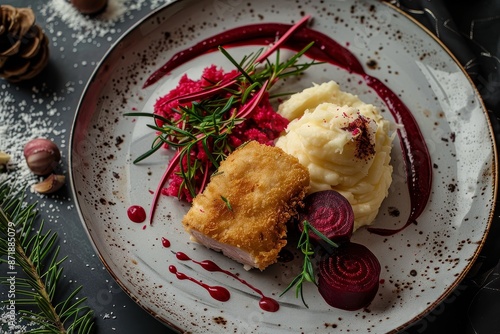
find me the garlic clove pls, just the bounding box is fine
[32,174,65,194]
[23,138,61,175]
[0,151,10,173]
[0,151,10,165]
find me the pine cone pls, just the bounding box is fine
[0,5,49,83]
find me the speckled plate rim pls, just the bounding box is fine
[384,3,498,331]
[68,0,498,333]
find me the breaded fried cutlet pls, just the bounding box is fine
[182,141,310,270]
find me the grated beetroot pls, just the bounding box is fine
[154,65,289,202]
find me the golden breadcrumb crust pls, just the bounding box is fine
[182,141,310,270]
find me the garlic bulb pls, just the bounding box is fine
[23,138,61,175]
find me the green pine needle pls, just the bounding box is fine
[0,181,94,333]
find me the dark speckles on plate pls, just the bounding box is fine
[69,0,496,333]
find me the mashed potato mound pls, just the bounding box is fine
[275,81,394,230]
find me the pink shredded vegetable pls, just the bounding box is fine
[153,65,289,202]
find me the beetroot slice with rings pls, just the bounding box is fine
[317,242,381,311]
[298,190,354,243]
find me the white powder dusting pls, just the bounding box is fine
[0,306,38,333]
[40,0,171,46]
[1,0,174,329]
[0,82,72,187]
[1,0,173,187]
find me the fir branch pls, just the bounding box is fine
[0,181,94,333]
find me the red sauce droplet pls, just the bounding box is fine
[259,296,280,312]
[176,253,279,312]
[208,286,231,302]
[168,265,230,302]
[200,260,221,272]
[175,251,190,261]
[127,205,146,223]
[161,237,170,248]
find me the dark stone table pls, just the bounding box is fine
[0,1,498,333]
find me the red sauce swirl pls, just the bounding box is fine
[144,21,432,235]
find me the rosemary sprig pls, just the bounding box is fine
[280,220,338,308]
[0,181,94,333]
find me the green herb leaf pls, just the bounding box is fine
[220,196,233,211]
[131,41,319,225]
[280,220,338,308]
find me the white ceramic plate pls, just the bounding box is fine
[70,0,497,333]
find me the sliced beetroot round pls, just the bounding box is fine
[298,190,354,243]
[317,242,380,311]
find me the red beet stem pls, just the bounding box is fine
[198,159,210,196]
[234,80,269,119]
[298,190,354,243]
[177,78,239,104]
[144,16,312,88]
[317,242,380,311]
[255,15,310,63]
[149,150,181,224]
